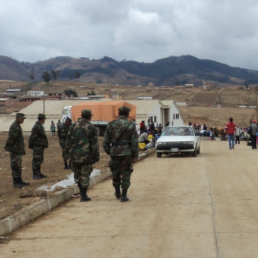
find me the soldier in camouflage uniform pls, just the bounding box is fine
[103,106,138,202]
[5,113,30,188]
[58,117,72,169]
[66,109,99,201]
[29,114,48,179]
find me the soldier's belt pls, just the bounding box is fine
[111,142,130,147]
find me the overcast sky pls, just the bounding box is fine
[1,0,258,69]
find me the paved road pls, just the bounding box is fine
[1,141,258,258]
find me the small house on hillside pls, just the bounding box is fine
[27,91,44,97]
[137,96,153,100]
[6,89,21,94]
[1,89,21,98]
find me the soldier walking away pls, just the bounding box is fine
[66,110,99,202]
[103,106,139,202]
[4,113,30,188]
[29,114,48,179]
[56,119,62,136]
[58,117,72,169]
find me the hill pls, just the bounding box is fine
[0,56,30,81]
[1,55,258,85]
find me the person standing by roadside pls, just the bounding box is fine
[50,121,56,136]
[235,126,242,144]
[29,114,48,179]
[58,117,72,169]
[66,110,99,202]
[249,120,258,149]
[4,113,30,188]
[139,120,146,134]
[226,117,236,150]
[56,119,62,137]
[103,106,139,202]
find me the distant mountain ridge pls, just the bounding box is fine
[0,55,258,85]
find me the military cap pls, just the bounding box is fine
[81,109,92,118]
[119,106,130,114]
[38,113,46,120]
[16,113,26,119]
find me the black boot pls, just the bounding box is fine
[78,184,91,202]
[78,183,83,195]
[13,177,24,189]
[64,160,69,170]
[114,185,121,199]
[38,166,47,178]
[120,188,129,202]
[20,177,30,186]
[33,169,41,179]
[68,160,71,169]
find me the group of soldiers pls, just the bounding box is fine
[5,113,48,188]
[5,106,139,202]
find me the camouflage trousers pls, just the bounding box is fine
[32,147,44,170]
[110,156,133,189]
[10,152,22,178]
[72,162,93,188]
[61,147,69,162]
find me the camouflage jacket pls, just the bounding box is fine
[66,118,99,164]
[58,123,71,148]
[103,116,139,158]
[4,121,25,154]
[29,121,48,149]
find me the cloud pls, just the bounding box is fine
[0,0,258,69]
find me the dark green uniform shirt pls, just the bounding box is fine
[29,121,48,149]
[103,116,139,158]
[66,118,99,164]
[59,123,71,148]
[5,121,25,154]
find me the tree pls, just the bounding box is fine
[244,80,249,89]
[64,89,78,97]
[29,70,34,80]
[74,71,81,79]
[42,72,50,83]
[50,70,59,80]
[87,90,96,96]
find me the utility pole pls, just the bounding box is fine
[42,72,50,115]
[43,89,45,115]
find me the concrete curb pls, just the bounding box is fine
[0,149,155,237]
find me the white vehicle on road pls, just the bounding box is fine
[155,126,200,157]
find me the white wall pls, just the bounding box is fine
[147,104,162,125]
[144,101,184,126]
[169,102,184,126]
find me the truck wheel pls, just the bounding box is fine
[157,152,162,158]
